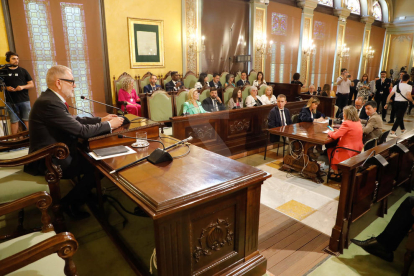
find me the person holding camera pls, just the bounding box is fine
[3,51,34,134]
[336,68,353,115]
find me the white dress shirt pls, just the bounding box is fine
[260,94,276,105]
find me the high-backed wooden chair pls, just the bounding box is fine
[248,70,257,85]
[377,130,390,145]
[0,131,29,152]
[175,90,189,116]
[220,72,229,86]
[113,72,139,111]
[0,143,69,234]
[199,88,210,104]
[0,192,78,276]
[162,71,173,90]
[207,73,214,82]
[258,85,268,97]
[241,85,251,103]
[183,71,197,89]
[235,71,242,84]
[147,91,174,130]
[223,87,234,107]
[138,71,161,93]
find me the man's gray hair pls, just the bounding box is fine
[46,65,72,87]
[356,96,366,103]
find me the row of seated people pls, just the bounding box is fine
[268,95,384,181]
[181,86,277,115]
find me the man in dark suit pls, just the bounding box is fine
[302,85,319,95]
[375,70,392,121]
[338,97,368,120]
[236,71,250,87]
[209,73,222,89]
[201,88,225,112]
[143,74,161,93]
[348,75,359,105]
[165,71,185,92]
[24,65,124,220]
[268,94,292,143]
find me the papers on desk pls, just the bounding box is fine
[314,119,329,123]
[322,130,329,133]
[88,146,136,160]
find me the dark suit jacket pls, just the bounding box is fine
[302,91,320,96]
[268,106,292,142]
[143,84,161,93]
[209,80,222,88]
[165,80,184,92]
[298,107,324,122]
[24,89,111,176]
[375,78,392,97]
[201,97,226,112]
[236,79,250,87]
[338,105,368,120]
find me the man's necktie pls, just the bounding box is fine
[64,102,69,111]
[280,110,285,126]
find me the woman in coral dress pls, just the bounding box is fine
[118,76,141,116]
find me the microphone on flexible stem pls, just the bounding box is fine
[68,105,94,117]
[80,96,130,125]
[117,134,172,165]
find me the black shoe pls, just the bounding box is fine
[388,120,394,123]
[382,119,386,122]
[62,203,90,221]
[351,237,394,262]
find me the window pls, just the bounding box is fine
[347,0,361,15]
[23,0,56,96]
[373,1,382,21]
[317,0,333,7]
[61,3,93,114]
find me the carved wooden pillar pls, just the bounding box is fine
[250,0,267,73]
[333,8,350,85]
[297,0,318,84]
[359,15,375,78]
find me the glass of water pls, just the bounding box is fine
[132,131,149,148]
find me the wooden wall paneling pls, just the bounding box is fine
[351,165,378,222]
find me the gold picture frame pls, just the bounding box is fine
[128,17,165,68]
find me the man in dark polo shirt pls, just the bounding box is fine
[4,51,34,134]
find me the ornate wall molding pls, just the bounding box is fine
[229,119,251,134]
[184,0,198,73]
[254,8,265,72]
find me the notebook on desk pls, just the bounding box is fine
[93,146,129,157]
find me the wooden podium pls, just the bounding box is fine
[81,114,270,275]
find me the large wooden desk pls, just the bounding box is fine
[268,122,334,183]
[171,102,306,157]
[81,118,271,275]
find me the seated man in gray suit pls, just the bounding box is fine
[362,101,383,143]
[24,65,124,220]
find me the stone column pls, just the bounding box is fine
[332,7,351,85]
[297,0,318,84]
[359,15,375,78]
[250,0,267,73]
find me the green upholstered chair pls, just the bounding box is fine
[162,71,173,90]
[199,89,210,104]
[138,72,161,93]
[175,90,189,116]
[113,72,139,111]
[0,192,78,276]
[258,85,268,97]
[223,87,234,106]
[248,70,257,85]
[235,72,242,84]
[242,85,251,103]
[207,73,214,82]
[147,91,174,123]
[183,71,197,89]
[220,72,229,86]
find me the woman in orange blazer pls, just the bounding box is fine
[327,105,363,179]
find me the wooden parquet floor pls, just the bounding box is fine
[259,204,331,276]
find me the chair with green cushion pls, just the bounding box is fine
[223,87,234,107]
[207,73,214,82]
[183,71,197,89]
[147,91,174,124]
[113,72,139,111]
[242,85,251,103]
[248,70,257,85]
[0,143,69,236]
[138,72,161,93]
[0,191,79,276]
[162,71,173,90]
[235,71,242,84]
[258,85,267,97]
[220,72,229,86]
[199,89,210,104]
[175,90,189,116]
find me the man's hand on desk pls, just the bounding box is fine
[108,116,124,129]
[314,117,325,122]
[101,114,118,122]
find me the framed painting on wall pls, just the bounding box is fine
[128,17,165,68]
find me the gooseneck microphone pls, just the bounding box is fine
[68,105,94,116]
[80,96,130,125]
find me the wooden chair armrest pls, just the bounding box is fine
[0,142,69,167]
[0,130,29,141]
[0,232,78,276]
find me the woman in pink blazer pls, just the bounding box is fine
[118,76,141,116]
[327,105,363,180]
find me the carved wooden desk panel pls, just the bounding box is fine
[268,122,334,183]
[82,135,270,275]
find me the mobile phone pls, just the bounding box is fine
[327,126,334,131]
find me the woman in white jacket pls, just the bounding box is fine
[260,86,276,105]
[245,86,263,107]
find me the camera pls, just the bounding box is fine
[0,64,10,78]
